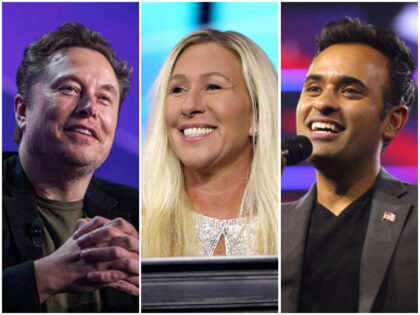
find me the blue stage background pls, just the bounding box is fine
[141,2,278,145]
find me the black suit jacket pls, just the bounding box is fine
[281,169,417,312]
[3,152,139,312]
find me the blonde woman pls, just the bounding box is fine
[142,29,277,257]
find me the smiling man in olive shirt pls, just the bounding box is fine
[3,22,139,312]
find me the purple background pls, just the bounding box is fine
[2,2,139,188]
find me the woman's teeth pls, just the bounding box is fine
[183,127,214,137]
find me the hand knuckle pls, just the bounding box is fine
[111,247,122,257]
[110,270,122,280]
[112,217,125,227]
[94,215,107,223]
[122,259,131,269]
[108,226,120,237]
[121,235,131,246]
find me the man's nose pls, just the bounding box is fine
[75,92,97,118]
[181,88,205,117]
[312,89,340,114]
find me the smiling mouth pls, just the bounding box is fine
[310,121,344,134]
[66,125,96,139]
[183,127,215,137]
[72,127,93,136]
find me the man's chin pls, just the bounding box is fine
[59,151,103,174]
[308,150,351,175]
[308,150,337,166]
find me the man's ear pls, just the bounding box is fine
[14,94,27,131]
[383,105,409,141]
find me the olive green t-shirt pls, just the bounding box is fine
[36,195,102,312]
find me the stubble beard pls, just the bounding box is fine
[58,149,102,179]
[26,137,103,180]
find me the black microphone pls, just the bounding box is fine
[29,218,44,247]
[281,135,313,166]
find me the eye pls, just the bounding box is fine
[341,86,364,99]
[305,84,322,96]
[98,95,112,104]
[59,85,79,95]
[308,86,320,92]
[342,87,360,94]
[169,86,185,94]
[206,84,222,91]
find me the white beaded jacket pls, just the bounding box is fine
[192,212,258,256]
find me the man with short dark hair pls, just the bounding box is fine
[3,22,139,312]
[281,17,417,312]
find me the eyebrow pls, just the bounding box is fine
[304,74,322,83]
[305,74,367,89]
[101,84,119,96]
[202,72,232,82]
[51,74,82,87]
[169,72,232,83]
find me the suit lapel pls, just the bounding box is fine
[281,185,316,312]
[3,194,43,262]
[359,169,413,312]
[3,155,43,263]
[84,179,130,221]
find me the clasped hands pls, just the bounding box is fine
[34,216,139,303]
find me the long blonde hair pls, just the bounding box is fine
[141,29,278,257]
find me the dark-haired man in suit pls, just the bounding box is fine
[282,17,417,312]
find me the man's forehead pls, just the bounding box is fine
[49,50,69,66]
[312,43,389,66]
[40,48,119,89]
[307,43,390,82]
[38,50,72,80]
[45,47,110,71]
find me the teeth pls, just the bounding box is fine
[73,128,92,136]
[311,122,339,133]
[183,127,214,137]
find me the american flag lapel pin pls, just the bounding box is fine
[382,211,397,223]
